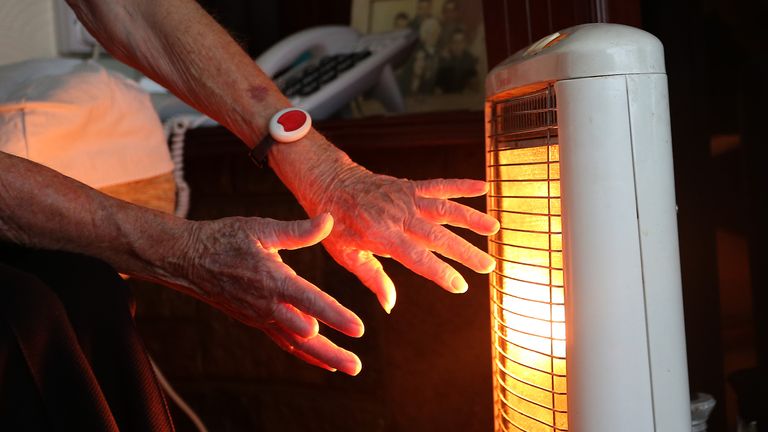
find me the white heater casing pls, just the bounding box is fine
[486,24,691,431]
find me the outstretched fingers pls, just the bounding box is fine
[273,303,319,339]
[265,327,337,373]
[389,235,468,294]
[326,246,396,313]
[274,264,365,338]
[417,197,500,235]
[413,179,488,199]
[266,325,362,376]
[408,219,495,274]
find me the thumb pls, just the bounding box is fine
[259,213,333,251]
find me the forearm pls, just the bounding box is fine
[67,0,356,202]
[0,151,191,283]
[67,0,282,147]
[0,152,364,372]
[60,1,495,320]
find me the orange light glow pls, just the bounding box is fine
[489,143,567,432]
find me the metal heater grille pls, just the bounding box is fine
[487,85,567,432]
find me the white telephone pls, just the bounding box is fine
[147,26,416,122]
[256,26,417,120]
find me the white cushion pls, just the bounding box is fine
[0,59,173,188]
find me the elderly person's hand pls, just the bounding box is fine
[0,151,364,375]
[287,161,500,313]
[159,213,364,375]
[66,0,499,321]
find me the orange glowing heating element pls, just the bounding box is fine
[488,139,567,432]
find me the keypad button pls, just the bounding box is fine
[298,81,320,96]
[353,50,372,63]
[319,70,337,84]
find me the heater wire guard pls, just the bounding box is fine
[487,85,568,432]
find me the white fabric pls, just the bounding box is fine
[0,59,173,188]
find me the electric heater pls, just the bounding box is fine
[486,24,691,431]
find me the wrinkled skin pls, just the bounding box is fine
[176,163,499,373]
[297,164,501,313]
[174,213,363,375]
[60,0,500,376]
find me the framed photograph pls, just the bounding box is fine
[351,0,488,115]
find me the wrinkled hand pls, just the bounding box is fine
[301,166,500,313]
[169,213,363,375]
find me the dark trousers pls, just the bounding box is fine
[0,243,174,431]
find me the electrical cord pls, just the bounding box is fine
[149,356,209,432]
[163,114,213,218]
[152,115,209,430]
[156,115,217,430]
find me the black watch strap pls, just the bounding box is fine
[249,135,276,168]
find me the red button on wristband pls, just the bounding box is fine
[250,108,312,167]
[270,108,312,142]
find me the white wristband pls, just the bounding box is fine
[250,108,312,167]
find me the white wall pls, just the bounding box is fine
[0,0,57,66]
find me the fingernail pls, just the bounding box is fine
[481,255,496,273]
[379,280,396,314]
[450,275,468,293]
[345,316,364,338]
[380,299,392,314]
[354,321,365,337]
[491,219,501,234]
[380,295,395,314]
[347,360,362,376]
[309,321,320,338]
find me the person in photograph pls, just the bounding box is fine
[400,16,442,96]
[437,0,463,54]
[435,28,478,93]
[393,11,410,30]
[409,0,433,32]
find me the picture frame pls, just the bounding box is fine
[351,0,488,115]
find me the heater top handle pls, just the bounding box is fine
[486,23,666,97]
